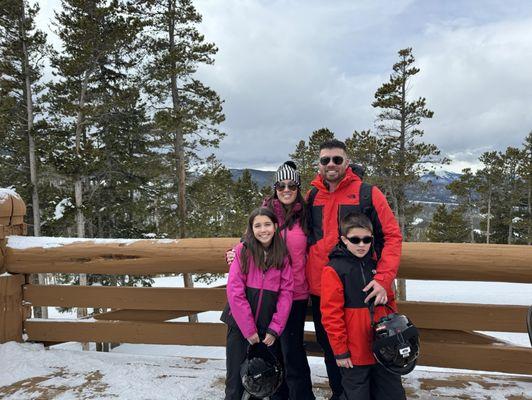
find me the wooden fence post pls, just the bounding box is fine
[0,274,25,343]
[0,190,27,342]
[1,189,27,275]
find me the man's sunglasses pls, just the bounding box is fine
[275,181,298,191]
[346,236,373,245]
[319,156,344,166]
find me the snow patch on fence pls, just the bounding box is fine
[0,187,21,203]
[6,236,180,249]
[6,236,142,249]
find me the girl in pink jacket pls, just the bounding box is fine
[221,207,294,400]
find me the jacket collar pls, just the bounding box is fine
[310,167,361,193]
[329,241,374,263]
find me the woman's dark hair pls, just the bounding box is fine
[264,189,309,235]
[240,207,288,273]
[340,212,373,236]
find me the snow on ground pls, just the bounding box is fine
[1,342,531,400]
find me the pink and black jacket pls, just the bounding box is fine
[221,242,294,339]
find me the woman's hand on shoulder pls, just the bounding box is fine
[225,248,236,265]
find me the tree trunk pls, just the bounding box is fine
[75,69,90,351]
[168,0,197,323]
[527,179,532,246]
[21,1,47,319]
[486,187,492,244]
[469,211,475,243]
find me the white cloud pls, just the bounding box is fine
[411,17,532,162]
[32,0,532,171]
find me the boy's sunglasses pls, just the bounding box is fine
[319,156,344,166]
[346,235,373,245]
[275,181,298,191]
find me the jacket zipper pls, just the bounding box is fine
[254,270,265,324]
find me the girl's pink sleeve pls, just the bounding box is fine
[267,257,294,337]
[226,248,257,339]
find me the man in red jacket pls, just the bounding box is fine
[306,139,402,400]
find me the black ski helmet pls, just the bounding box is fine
[240,342,283,399]
[372,312,420,375]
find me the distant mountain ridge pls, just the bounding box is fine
[230,168,461,204]
[230,169,275,189]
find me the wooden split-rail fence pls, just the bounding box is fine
[0,193,531,376]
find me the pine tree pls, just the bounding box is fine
[0,0,48,235]
[289,128,334,192]
[345,130,397,188]
[137,0,225,240]
[427,204,469,242]
[476,151,503,244]
[0,0,50,318]
[518,132,531,245]
[447,169,478,243]
[46,0,144,331]
[91,90,161,239]
[426,204,449,242]
[47,0,142,238]
[372,48,448,237]
[232,169,262,232]
[186,156,235,238]
[500,147,525,244]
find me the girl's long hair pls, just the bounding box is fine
[264,189,309,235]
[240,207,288,274]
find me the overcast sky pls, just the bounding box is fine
[36,0,532,172]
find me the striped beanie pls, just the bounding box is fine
[274,161,300,187]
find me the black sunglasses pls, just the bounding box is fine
[319,156,344,166]
[346,235,373,245]
[275,181,298,191]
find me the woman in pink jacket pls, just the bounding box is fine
[221,207,294,400]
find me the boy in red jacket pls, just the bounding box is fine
[320,213,406,400]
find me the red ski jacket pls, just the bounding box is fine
[321,245,397,365]
[305,168,402,296]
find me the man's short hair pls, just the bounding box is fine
[340,212,373,236]
[319,139,347,152]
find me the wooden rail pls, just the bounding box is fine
[5,238,532,283]
[22,285,530,333]
[23,320,532,375]
[24,285,228,311]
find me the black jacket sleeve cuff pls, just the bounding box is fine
[334,351,351,360]
[266,328,279,338]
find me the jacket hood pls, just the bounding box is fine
[310,167,361,193]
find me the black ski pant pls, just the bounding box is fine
[275,299,315,400]
[225,324,284,400]
[339,363,405,400]
[310,295,344,399]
